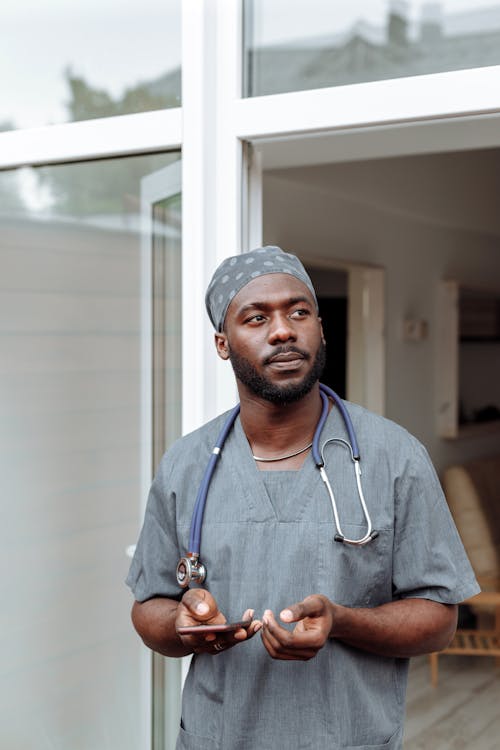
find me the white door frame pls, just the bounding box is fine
[140,160,183,513]
[140,160,183,750]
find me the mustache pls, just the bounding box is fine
[263,345,310,365]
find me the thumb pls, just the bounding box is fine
[280,595,325,623]
[182,589,219,620]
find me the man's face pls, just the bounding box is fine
[215,274,326,405]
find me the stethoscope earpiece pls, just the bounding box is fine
[335,530,379,545]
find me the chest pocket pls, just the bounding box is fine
[317,524,394,607]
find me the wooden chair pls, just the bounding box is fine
[429,455,500,686]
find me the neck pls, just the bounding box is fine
[238,382,323,457]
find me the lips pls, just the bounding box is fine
[265,346,309,365]
[268,351,305,363]
[264,348,309,372]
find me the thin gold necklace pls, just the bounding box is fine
[252,442,313,462]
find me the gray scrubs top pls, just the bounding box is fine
[126,402,479,750]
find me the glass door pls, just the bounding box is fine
[0,152,180,750]
[139,160,182,750]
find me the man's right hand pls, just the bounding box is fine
[176,589,261,655]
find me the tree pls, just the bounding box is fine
[65,67,180,122]
[0,121,28,214]
[38,70,180,216]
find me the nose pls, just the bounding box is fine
[268,313,296,344]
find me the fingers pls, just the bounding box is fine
[178,594,331,659]
[181,588,220,621]
[233,608,262,641]
[279,595,328,624]
[176,600,262,656]
[260,609,320,661]
[197,608,262,655]
[176,590,225,653]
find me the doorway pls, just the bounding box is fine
[256,144,500,469]
[307,265,348,398]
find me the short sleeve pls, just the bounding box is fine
[392,440,480,604]
[125,452,183,602]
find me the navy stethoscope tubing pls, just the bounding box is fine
[312,383,359,462]
[188,403,240,556]
[175,383,377,588]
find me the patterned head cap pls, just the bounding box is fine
[205,245,318,331]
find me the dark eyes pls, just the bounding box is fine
[244,308,310,324]
[246,314,266,323]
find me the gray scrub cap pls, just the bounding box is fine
[205,245,318,331]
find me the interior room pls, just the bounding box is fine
[261,146,500,471]
[259,145,500,746]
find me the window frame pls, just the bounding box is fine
[1,2,500,420]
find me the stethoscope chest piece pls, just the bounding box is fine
[176,554,206,588]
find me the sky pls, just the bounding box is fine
[1,0,497,130]
[1,0,182,129]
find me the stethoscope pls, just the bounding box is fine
[176,383,378,588]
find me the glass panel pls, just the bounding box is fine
[152,194,183,463]
[1,0,181,131]
[244,0,500,97]
[148,182,183,750]
[0,151,181,749]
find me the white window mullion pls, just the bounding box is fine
[180,0,240,429]
[214,0,244,256]
[0,109,182,169]
[181,0,212,435]
[233,65,500,141]
[209,0,245,417]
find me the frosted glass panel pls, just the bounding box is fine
[0,152,181,748]
[1,0,181,130]
[244,0,500,96]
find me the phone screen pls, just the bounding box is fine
[177,619,252,635]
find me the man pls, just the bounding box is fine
[127,246,478,750]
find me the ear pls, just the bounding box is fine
[318,317,326,346]
[214,332,230,360]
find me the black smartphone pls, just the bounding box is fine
[177,618,252,635]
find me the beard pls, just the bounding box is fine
[228,340,326,405]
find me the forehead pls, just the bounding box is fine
[226,273,315,317]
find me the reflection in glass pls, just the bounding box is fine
[244,0,500,97]
[1,0,181,130]
[0,152,181,748]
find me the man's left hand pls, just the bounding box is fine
[261,594,334,661]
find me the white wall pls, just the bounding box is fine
[263,170,500,473]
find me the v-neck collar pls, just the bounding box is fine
[229,414,324,522]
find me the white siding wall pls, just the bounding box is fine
[0,218,143,748]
